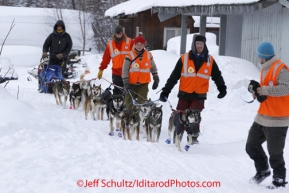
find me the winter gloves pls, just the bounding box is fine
[152,74,159,90]
[42,53,63,60]
[217,85,227,99]
[56,53,63,60]
[97,70,103,79]
[123,78,129,91]
[42,52,48,58]
[159,90,170,102]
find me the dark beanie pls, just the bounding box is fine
[195,35,206,43]
[191,34,207,52]
[115,25,123,34]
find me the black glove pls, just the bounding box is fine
[217,85,227,99]
[159,90,169,102]
[152,74,159,90]
[248,80,267,103]
[123,78,130,92]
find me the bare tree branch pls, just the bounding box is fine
[4,68,14,88]
[0,19,15,56]
[2,66,11,78]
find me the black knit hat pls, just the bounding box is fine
[194,35,206,43]
[115,25,123,34]
[191,34,209,56]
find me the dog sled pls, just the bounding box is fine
[27,50,82,80]
[38,63,63,93]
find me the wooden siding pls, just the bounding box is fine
[241,3,284,68]
[119,10,194,50]
[280,7,289,66]
[225,15,243,58]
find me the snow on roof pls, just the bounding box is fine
[105,0,260,18]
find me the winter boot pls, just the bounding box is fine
[249,169,271,184]
[267,178,288,189]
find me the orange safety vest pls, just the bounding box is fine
[128,50,152,84]
[179,52,214,93]
[108,38,133,69]
[258,60,289,117]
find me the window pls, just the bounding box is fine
[163,27,190,48]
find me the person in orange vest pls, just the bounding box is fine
[246,42,289,189]
[97,25,134,95]
[159,34,227,144]
[122,33,159,109]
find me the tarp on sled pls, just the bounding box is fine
[38,64,63,93]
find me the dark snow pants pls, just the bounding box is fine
[246,121,288,179]
[112,74,124,96]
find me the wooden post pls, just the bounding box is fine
[219,15,227,55]
[199,16,207,36]
[136,27,139,36]
[180,15,188,54]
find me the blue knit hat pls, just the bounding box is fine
[256,42,275,59]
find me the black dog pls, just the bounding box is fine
[145,105,163,143]
[106,95,125,136]
[166,108,201,152]
[121,109,140,140]
[69,83,82,109]
[248,80,267,103]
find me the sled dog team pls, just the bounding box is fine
[51,74,201,152]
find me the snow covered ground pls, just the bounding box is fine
[1,5,288,193]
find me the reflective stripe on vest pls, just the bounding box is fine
[108,38,130,58]
[128,50,152,84]
[179,52,214,93]
[108,38,132,69]
[258,60,289,117]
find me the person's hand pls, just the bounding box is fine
[123,78,130,92]
[97,70,103,79]
[42,52,48,58]
[257,87,262,95]
[56,53,63,60]
[217,85,227,99]
[152,74,159,90]
[217,90,227,98]
[159,90,169,102]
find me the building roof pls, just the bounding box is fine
[104,0,270,18]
